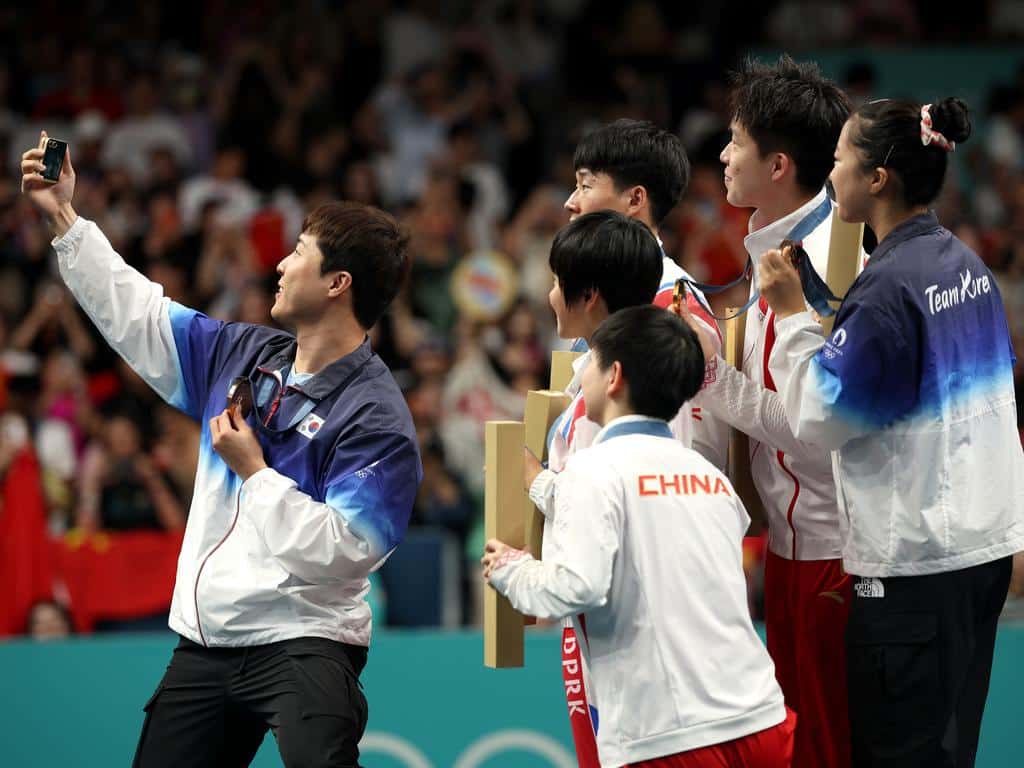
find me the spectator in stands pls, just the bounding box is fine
[9,281,96,365]
[26,600,73,640]
[0,410,54,637]
[34,349,97,527]
[76,407,186,534]
[405,166,473,334]
[447,119,510,251]
[152,404,200,506]
[100,71,192,184]
[415,435,474,535]
[985,85,1024,174]
[32,46,123,122]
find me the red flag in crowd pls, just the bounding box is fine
[53,529,183,633]
[0,448,54,636]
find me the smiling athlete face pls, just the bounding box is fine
[828,119,875,225]
[564,169,631,222]
[548,276,587,340]
[272,233,336,327]
[720,121,776,210]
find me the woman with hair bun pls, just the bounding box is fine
[759,97,1024,767]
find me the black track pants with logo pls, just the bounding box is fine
[846,557,1012,768]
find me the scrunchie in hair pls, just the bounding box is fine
[920,104,955,152]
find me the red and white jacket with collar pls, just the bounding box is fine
[700,189,864,561]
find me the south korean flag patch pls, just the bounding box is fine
[296,413,324,440]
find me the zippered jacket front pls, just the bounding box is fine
[53,217,422,647]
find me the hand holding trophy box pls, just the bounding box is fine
[450,250,580,666]
[483,350,578,668]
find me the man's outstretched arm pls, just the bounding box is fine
[22,132,234,420]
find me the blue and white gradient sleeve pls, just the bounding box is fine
[492,461,618,620]
[52,217,229,420]
[769,305,914,451]
[241,433,420,582]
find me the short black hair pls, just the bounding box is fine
[303,201,411,329]
[590,305,705,421]
[549,211,663,312]
[729,55,851,194]
[850,97,972,207]
[573,119,690,223]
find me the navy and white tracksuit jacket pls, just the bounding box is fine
[770,212,1024,577]
[54,217,422,647]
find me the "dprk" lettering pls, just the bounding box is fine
[637,474,732,497]
[562,633,588,718]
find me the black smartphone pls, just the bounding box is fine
[40,137,67,183]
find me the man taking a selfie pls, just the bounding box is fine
[21,132,422,768]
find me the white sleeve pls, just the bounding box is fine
[689,315,729,471]
[528,468,557,521]
[699,353,824,461]
[53,217,272,422]
[689,399,728,471]
[52,216,186,408]
[240,468,385,583]
[489,462,619,620]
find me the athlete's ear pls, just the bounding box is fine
[770,153,792,183]
[869,166,889,196]
[583,288,605,314]
[326,271,352,297]
[625,185,648,217]
[606,360,626,398]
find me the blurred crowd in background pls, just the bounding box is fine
[2,0,1024,639]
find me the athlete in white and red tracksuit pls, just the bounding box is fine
[695,187,859,768]
[706,57,858,768]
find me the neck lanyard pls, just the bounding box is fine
[680,194,834,321]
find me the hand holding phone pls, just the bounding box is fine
[21,131,78,234]
[38,135,68,184]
